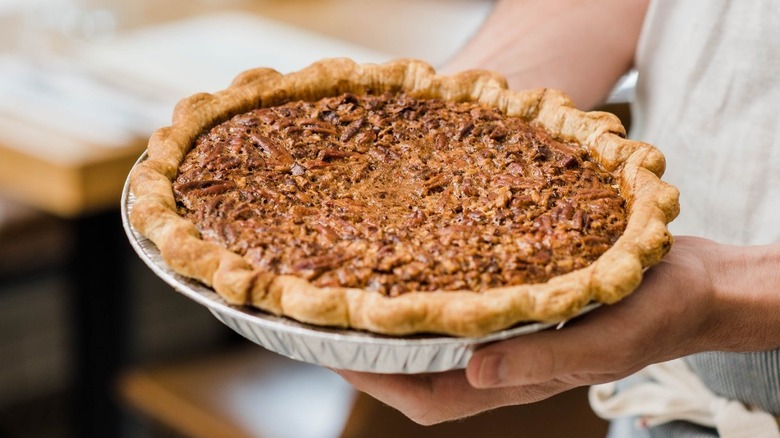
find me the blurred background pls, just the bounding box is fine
[0,0,614,437]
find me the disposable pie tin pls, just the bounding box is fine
[122,154,599,373]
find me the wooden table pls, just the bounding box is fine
[0,1,492,436]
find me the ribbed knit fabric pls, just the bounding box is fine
[604,1,780,436]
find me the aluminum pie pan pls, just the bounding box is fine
[121,154,599,373]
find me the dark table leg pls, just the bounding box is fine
[66,209,131,437]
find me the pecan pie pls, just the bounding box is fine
[129,59,679,337]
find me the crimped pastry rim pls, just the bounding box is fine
[129,58,679,337]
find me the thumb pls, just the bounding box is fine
[465,308,638,388]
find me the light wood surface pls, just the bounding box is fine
[118,346,356,438]
[0,0,491,217]
[0,114,145,216]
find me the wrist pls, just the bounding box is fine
[705,241,780,352]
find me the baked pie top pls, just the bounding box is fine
[174,92,627,296]
[130,59,679,337]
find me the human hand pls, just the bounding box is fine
[337,236,733,425]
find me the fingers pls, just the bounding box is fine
[336,370,481,425]
[335,296,650,426]
[466,302,649,389]
[335,369,571,425]
[335,370,458,425]
[467,329,574,388]
[334,301,648,423]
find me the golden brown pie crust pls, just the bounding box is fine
[129,58,679,337]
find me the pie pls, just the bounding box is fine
[129,58,679,337]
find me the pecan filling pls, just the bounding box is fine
[173,93,627,296]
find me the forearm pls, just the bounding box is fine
[442,0,649,109]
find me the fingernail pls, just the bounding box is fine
[477,353,506,387]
